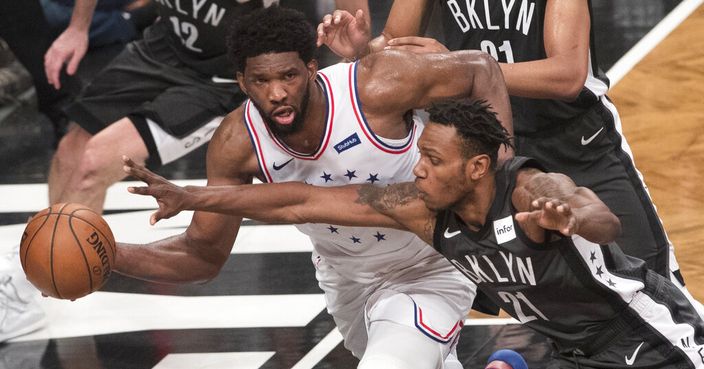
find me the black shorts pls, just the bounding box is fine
[64,22,246,168]
[547,271,704,369]
[515,96,674,279]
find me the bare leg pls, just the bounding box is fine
[48,123,91,204]
[52,117,149,213]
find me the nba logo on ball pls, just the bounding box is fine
[20,203,116,300]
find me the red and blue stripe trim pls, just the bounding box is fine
[348,62,416,154]
[413,301,464,344]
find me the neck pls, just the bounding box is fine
[453,175,496,231]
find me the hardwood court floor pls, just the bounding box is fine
[610,4,704,301]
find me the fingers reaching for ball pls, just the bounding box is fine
[122,155,190,224]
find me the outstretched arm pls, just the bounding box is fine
[512,168,621,244]
[44,0,96,89]
[114,113,257,284]
[123,157,438,244]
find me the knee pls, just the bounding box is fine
[70,144,121,191]
[54,131,82,166]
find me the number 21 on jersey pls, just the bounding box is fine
[480,40,515,63]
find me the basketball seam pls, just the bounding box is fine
[68,213,116,261]
[50,203,70,299]
[21,213,52,271]
[68,211,95,296]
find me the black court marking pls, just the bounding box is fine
[102,252,320,296]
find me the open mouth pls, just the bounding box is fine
[272,107,296,126]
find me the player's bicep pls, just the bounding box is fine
[186,113,254,255]
[356,183,435,237]
[360,50,500,112]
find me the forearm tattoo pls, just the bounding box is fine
[356,183,420,213]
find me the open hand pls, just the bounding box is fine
[515,197,579,237]
[122,156,190,225]
[317,9,370,60]
[44,28,89,89]
[386,36,449,54]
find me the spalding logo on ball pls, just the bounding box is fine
[20,203,116,300]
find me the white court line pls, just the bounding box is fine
[291,329,345,369]
[0,178,264,213]
[0,210,314,254]
[607,0,703,87]
[0,180,202,213]
[12,292,326,342]
[153,352,276,369]
[464,317,520,326]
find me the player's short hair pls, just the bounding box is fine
[227,6,317,73]
[426,100,513,168]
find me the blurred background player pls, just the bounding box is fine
[44,0,369,214]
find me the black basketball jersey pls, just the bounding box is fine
[432,157,651,350]
[436,0,610,134]
[146,0,271,77]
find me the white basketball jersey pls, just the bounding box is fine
[244,62,441,282]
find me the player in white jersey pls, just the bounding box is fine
[243,61,469,358]
[112,7,512,368]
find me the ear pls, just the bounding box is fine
[306,59,319,81]
[236,71,248,95]
[467,154,492,181]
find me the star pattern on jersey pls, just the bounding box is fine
[321,172,333,182]
[327,225,339,234]
[366,173,379,184]
[373,232,386,241]
[595,265,604,278]
[350,236,361,244]
[589,247,616,287]
[344,170,357,180]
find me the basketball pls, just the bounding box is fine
[19,203,116,300]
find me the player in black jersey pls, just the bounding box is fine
[317,0,690,294]
[124,100,704,369]
[41,0,369,214]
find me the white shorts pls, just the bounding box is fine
[312,250,476,359]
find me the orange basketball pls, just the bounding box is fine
[19,203,116,300]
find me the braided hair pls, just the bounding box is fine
[426,100,512,169]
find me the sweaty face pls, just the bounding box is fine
[239,52,315,136]
[412,123,471,211]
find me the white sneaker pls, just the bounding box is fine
[0,246,46,342]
